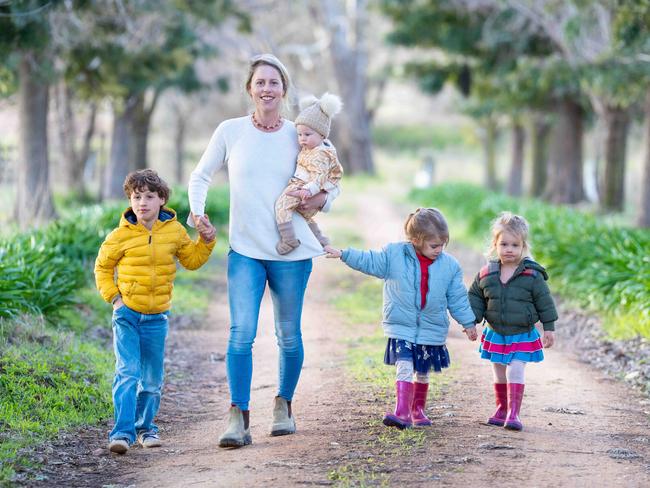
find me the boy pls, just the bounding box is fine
[95,169,216,454]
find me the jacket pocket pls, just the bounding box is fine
[119,281,135,297]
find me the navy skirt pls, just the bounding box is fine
[384,338,450,374]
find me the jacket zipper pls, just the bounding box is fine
[149,231,154,311]
[413,252,422,344]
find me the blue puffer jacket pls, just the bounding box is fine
[341,242,476,345]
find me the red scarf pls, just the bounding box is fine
[416,252,434,309]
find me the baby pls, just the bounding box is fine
[275,93,343,255]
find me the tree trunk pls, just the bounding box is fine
[544,98,585,204]
[174,110,187,184]
[131,90,161,171]
[14,52,57,226]
[54,84,97,199]
[530,114,551,197]
[479,118,498,190]
[104,97,137,200]
[507,120,525,197]
[600,104,630,212]
[78,101,98,194]
[637,89,650,228]
[54,83,80,189]
[320,0,374,174]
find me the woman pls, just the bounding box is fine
[188,54,338,448]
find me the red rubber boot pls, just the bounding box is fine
[488,383,508,426]
[504,383,525,431]
[383,381,414,429]
[411,382,432,427]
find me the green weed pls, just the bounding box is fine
[328,464,390,487]
[334,278,383,326]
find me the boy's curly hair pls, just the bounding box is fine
[404,207,449,245]
[123,169,170,203]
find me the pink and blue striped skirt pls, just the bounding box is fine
[479,327,544,364]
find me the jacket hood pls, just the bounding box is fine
[120,207,177,228]
[486,258,549,280]
[521,258,548,280]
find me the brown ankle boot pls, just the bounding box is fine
[308,222,330,246]
[276,222,301,255]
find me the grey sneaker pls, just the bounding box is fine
[137,431,162,448]
[218,406,252,448]
[270,396,296,436]
[108,438,129,454]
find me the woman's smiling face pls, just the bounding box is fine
[248,64,284,114]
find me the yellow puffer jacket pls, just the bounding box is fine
[94,207,215,314]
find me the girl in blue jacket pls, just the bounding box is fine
[327,208,477,429]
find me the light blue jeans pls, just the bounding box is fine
[227,249,312,411]
[110,305,168,443]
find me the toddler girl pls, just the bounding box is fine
[469,212,558,431]
[328,208,477,429]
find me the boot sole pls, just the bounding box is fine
[487,418,506,427]
[218,434,252,448]
[382,416,412,430]
[412,420,432,427]
[270,428,296,436]
[504,423,523,431]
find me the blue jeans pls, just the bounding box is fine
[110,305,169,443]
[227,249,312,411]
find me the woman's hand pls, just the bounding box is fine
[198,214,217,242]
[543,330,555,348]
[191,212,216,242]
[286,190,327,212]
[324,246,342,258]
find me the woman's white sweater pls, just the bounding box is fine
[188,116,337,261]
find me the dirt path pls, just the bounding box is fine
[28,178,650,487]
[350,192,650,487]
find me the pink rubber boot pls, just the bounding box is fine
[411,382,432,427]
[383,381,413,429]
[487,383,508,426]
[504,383,525,431]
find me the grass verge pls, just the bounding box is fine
[0,255,222,484]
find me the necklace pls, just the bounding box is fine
[252,113,282,130]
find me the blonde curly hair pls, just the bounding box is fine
[487,211,531,260]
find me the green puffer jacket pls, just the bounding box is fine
[468,258,558,336]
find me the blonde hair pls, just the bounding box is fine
[404,208,449,245]
[488,211,531,260]
[245,53,292,98]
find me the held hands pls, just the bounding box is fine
[191,212,217,243]
[286,190,327,212]
[463,325,478,341]
[324,245,342,258]
[543,330,555,348]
